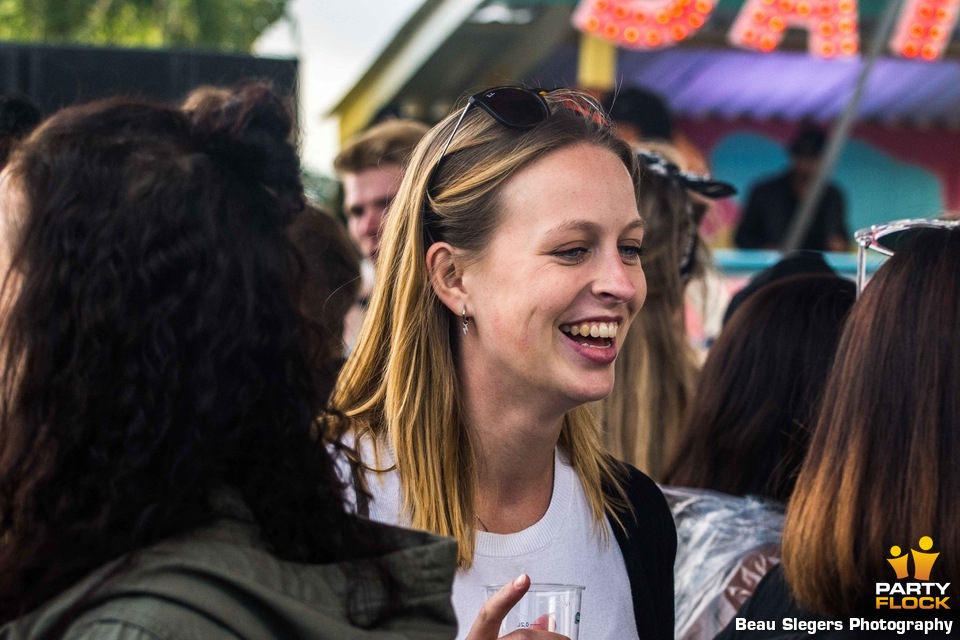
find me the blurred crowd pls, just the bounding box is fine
[0,78,954,640]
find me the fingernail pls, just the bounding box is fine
[513,574,527,588]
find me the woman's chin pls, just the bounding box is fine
[563,380,615,406]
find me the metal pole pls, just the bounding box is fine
[781,0,904,253]
[856,237,870,295]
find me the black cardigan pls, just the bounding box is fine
[605,460,678,640]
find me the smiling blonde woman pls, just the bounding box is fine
[333,87,676,640]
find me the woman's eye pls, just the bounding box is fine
[554,247,588,262]
[619,245,644,263]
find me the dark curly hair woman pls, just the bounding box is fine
[0,84,457,639]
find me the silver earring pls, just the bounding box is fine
[461,306,469,335]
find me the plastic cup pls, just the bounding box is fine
[483,583,584,639]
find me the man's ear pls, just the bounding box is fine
[425,241,467,315]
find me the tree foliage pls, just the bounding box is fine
[0,0,289,51]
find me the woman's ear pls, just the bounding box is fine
[425,242,466,315]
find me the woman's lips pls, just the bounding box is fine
[559,328,618,365]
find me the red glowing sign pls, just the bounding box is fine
[572,0,714,49]
[728,0,859,57]
[572,0,958,60]
[889,0,960,60]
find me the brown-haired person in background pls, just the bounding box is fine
[717,228,960,639]
[0,83,457,639]
[661,273,855,640]
[334,119,429,349]
[594,143,732,480]
[333,86,676,640]
[288,204,361,399]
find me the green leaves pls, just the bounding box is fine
[0,0,289,52]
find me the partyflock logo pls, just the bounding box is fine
[876,536,950,610]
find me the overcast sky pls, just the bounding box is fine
[256,0,423,173]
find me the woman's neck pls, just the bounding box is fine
[463,378,566,534]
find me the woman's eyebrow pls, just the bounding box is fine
[544,218,646,236]
[544,219,601,236]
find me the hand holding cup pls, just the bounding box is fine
[466,574,573,640]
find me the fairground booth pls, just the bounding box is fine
[330,0,960,331]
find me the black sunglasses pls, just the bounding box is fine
[425,87,553,244]
[425,86,617,245]
[434,86,552,172]
[635,150,735,282]
[636,150,736,199]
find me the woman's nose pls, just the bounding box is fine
[594,251,643,305]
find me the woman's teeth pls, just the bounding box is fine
[559,322,619,339]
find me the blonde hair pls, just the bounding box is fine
[333,89,636,567]
[593,141,705,480]
[334,119,429,175]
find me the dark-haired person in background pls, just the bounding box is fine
[601,85,674,143]
[601,85,712,180]
[662,274,855,640]
[288,204,362,399]
[717,228,960,639]
[721,251,836,326]
[0,83,457,639]
[0,93,42,169]
[735,127,850,252]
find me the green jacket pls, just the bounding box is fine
[1,503,458,640]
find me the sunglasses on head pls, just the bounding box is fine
[433,86,552,178]
[636,150,735,281]
[635,150,737,199]
[854,217,960,295]
[424,87,558,245]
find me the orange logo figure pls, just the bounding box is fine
[887,545,910,580]
[878,536,948,611]
[911,536,940,581]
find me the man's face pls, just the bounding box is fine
[790,154,820,188]
[342,163,404,264]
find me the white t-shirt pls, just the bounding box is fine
[350,441,640,640]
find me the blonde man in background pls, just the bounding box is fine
[334,119,428,349]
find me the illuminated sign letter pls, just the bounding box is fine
[728,0,860,57]
[572,0,716,49]
[890,0,960,60]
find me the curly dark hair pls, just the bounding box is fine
[0,84,370,621]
